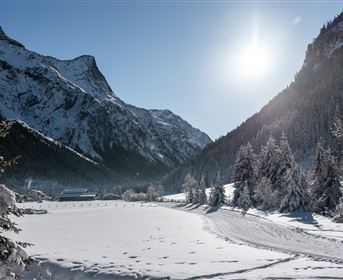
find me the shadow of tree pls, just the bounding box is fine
[281,212,320,228]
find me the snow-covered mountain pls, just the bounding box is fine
[0,27,211,183]
[163,11,343,192]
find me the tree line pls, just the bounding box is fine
[182,127,343,222]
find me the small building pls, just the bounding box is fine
[59,188,97,201]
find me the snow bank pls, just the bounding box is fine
[163,183,235,202]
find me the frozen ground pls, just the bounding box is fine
[6,200,343,279]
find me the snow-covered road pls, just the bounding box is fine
[178,205,343,263]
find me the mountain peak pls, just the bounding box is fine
[304,11,343,69]
[0,26,24,48]
[71,54,96,65]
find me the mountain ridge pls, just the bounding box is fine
[162,11,343,192]
[0,26,211,187]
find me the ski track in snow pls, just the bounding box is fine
[175,204,343,263]
[8,200,343,279]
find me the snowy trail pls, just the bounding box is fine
[178,205,343,263]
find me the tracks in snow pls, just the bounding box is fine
[188,255,298,279]
[176,206,343,264]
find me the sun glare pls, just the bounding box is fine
[234,27,273,81]
[236,44,271,79]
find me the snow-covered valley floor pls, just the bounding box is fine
[8,200,343,279]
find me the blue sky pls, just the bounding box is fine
[1,1,342,139]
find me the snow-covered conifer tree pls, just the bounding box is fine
[331,117,343,170]
[182,173,197,204]
[279,167,311,213]
[232,143,257,207]
[208,171,225,207]
[259,136,279,184]
[237,182,252,210]
[312,143,342,214]
[273,133,296,206]
[254,177,275,209]
[146,184,164,202]
[333,197,343,223]
[0,157,31,279]
[332,118,343,144]
[197,174,207,205]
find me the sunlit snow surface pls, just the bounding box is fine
[8,200,343,279]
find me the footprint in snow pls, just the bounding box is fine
[211,260,238,263]
[312,267,325,270]
[143,247,152,251]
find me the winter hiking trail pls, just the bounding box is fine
[171,204,343,264]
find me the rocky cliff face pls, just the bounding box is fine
[0,27,211,185]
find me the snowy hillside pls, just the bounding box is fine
[7,201,343,279]
[0,120,123,192]
[0,26,211,182]
[162,11,343,191]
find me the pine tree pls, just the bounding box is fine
[274,133,296,205]
[254,177,275,209]
[192,183,200,204]
[333,197,343,223]
[259,136,279,185]
[232,143,257,207]
[237,182,252,210]
[197,174,207,205]
[208,171,225,207]
[312,143,342,215]
[0,157,32,279]
[332,118,343,144]
[182,173,197,204]
[279,167,311,213]
[331,117,343,168]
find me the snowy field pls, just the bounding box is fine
[7,200,343,279]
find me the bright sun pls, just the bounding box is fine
[234,34,272,81]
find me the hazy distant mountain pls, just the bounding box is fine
[163,11,343,192]
[0,27,211,187]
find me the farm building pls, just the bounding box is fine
[59,188,97,201]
